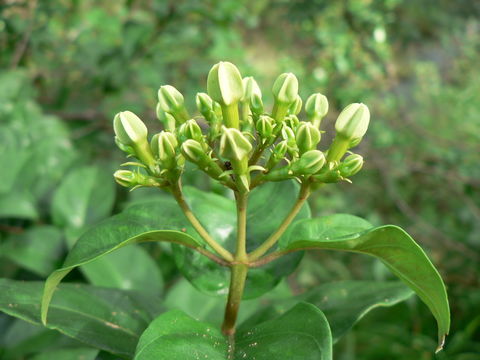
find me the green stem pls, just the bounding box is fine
[171,181,234,262]
[222,103,240,129]
[221,264,248,336]
[249,182,310,261]
[326,136,350,163]
[234,192,249,260]
[271,102,289,124]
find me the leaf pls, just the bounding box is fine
[41,198,203,324]
[51,165,115,239]
[278,214,450,350]
[173,181,310,298]
[1,226,64,276]
[134,302,332,360]
[30,347,99,360]
[0,279,161,357]
[0,192,38,220]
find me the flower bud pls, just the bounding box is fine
[250,92,264,116]
[157,85,189,123]
[335,103,370,140]
[338,154,364,177]
[151,131,178,169]
[219,127,252,162]
[281,124,297,152]
[290,150,326,176]
[272,73,299,105]
[241,76,261,102]
[256,115,274,140]
[156,103,176,131]
[305,93,328,127]
[207,62,244,106]
[295,122,321,154]
[265,140,288,170]
[288,95,302,115]
[196,92,214,116]
[113,111,148,146]
[113,170,159,188]
[284,115,300,131]
[181,139,207,165]
[178,119,204,143]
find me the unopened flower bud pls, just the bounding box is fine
[113,170,159,188]
[284,115,300,131]
[305,93,328,127]
[335,103,370,140]
[256,115,274,140]
[288,95,302,115]
[272,73,298,105]
[241,77,261,102]
[156,103,176,131]
[178,119,204,143]
[181,139,207,165]
[151,131,178,169]
[339,154,364,177]
[196,92,214,116]
[265,140,288,170]
[290,150,326,176]
[207,62,243,106]
[113,111,148,146]
[158,85,189,123]
[281,124,297,152]
[250,93,264,116]
[296,122,321,154]
[219,127,252,162]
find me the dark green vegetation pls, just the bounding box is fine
[1,1,479,359]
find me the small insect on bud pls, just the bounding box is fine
[158,85,190,124]
[256,115,274,140]
[305,93,329,128]
[272,73,299,106]
[178,119,204,143]
[335,103,370,141]
[295,122,321,155]
[207,62,244,107]
[195,92,214,116]
[151,131,178,169]
[290,150,326,176]
[338,154,364,178]
[219,127,252,162]
[288,95,303,115]
[113,111,148,147]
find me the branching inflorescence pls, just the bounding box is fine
[112,61,370,336]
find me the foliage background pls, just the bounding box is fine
[0,0,479,358]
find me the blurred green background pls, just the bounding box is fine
[1,0,479,359]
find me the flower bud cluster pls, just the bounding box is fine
[112,61,370,193]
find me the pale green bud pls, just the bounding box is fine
[284,115,300,131]
[151,131,178,169]
[156,103,176,131]
[113,170,159,188]
[256,115,274,140]
[241,76,261,102]
[272,73,299,105]
[196,92,213,116]
[288,95,303,115]
[207,61,244,106]
[181,139,207,164]
[281,124,297,149]
[290,150,326,176]
[295,122,321,154]
[349,136,363,148]
[265,140,288,170]
[339,154,364,177]
[219,127,252,162]
[335,103,370,140]
[113,111,148,146]
[178,119,203,143]
[250,93,264,116]
[305,93,328,123]
[158,85,185,114]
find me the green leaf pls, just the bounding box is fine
[1,226,63,276]
[51,165,115,241]
[279,214,450,350]
[30,347,98,360]
[41,198,203,325]
[174,180,310,298]
[0,192,38,220]
[134,302,332,360]
[0,279,161,357]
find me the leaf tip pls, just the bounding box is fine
[435,334,447,353]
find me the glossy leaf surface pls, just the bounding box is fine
[134,302,332,360]
[279,214,450,349]
[0,279,161,357]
